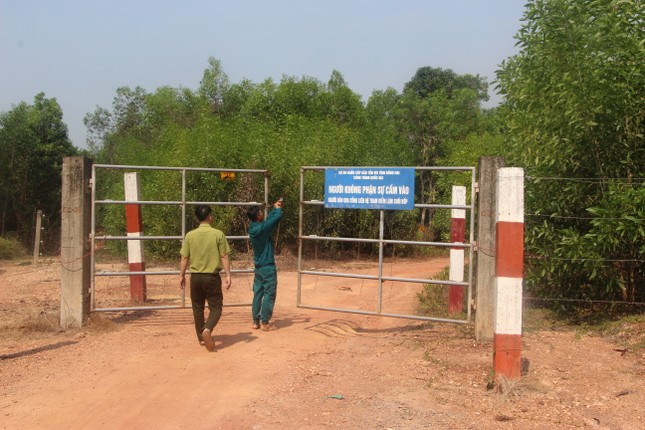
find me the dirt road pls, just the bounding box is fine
[1,258,644,429]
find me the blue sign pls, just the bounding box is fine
[324,168,415,210]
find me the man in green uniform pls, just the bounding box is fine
[247,198,283,331]
[180,205,232,351]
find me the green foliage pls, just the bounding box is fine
[497,0,645,307]
[0,236,26,260]
[528,182,645,303]
[417,264,468,318]
[198,57,230,112]
[404,66,489,102]
[393,74,497,241]
[0,93,77,249]
[86,58,502,259]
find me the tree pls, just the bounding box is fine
[198,57,230,114]
[496,0,645,306]
[83,106,112,155]
[324,70,366,126]
[0,93,77,247]
[86,58,499,258]
[0,102,33,238]
[392,67,491,236]
[404,66,488,102]
[84,86,149,162]
[400,67,490,167]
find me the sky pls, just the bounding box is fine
[1,1,526,149]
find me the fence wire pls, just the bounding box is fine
[522,175,644,308]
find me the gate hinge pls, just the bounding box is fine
[474,181,479,193]
[472,240,478,252]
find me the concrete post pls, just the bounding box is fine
[124,172,147,303]
[33,210,42,265]
[448,186,466,314]
[493,167,524,380]
[474,156,505,341]
[60,157,92,328]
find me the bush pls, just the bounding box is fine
[417,264,469,319]
[0,236,27,260]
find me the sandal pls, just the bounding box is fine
[261,323,276,332]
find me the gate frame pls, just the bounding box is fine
[90,163,269,312]
[296,165,476,324]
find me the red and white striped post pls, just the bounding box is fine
[493,167,524,380]
[124,172,146,303]
[448,185,466,314]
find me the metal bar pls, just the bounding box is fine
[297,304,468,324]
[181,169,187,307]
[300,270,468,286]
[301,235,380,244]
[301,270,379,280]
[95,200,261,206]
[467,167,476,321]
[377,210,384,314]
[297,167,305,307]
[300,235,471,249]
[97,235,183,240]
[381,276,468,287]
[95,200,184,205]
[264,172,269,207]
[94,164,267,174]
[301,166,474,173]
[96,271,179,276]
[414,203,471,210]
[415,166,474,172]
[96,268,255,276]
[300,200,470,210]
[94,305,186,312]
[95,235,250,241]
[90,164,97,311]
[93,301,253,313]
[381,239,470,248]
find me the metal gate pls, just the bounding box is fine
[90,164,269,312]
[296,166,476,324]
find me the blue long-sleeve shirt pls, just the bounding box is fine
[249,207,283,267]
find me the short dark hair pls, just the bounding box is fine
[195,205,212,222]
[247,206,261,221]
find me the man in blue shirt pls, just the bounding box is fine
[247,198,283,331]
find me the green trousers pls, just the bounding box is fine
[252,265,277,324]
[190,273,223,341]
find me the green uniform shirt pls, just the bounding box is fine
[249,207,283,267]
[180,224,231,273]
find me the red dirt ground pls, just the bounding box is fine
[1,257,644,429]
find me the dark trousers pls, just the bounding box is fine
[252,265,277,324]
[190,273,223,341]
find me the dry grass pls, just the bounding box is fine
[495,374,533,399]
[0,310,62,341]
[0,308,123,345]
